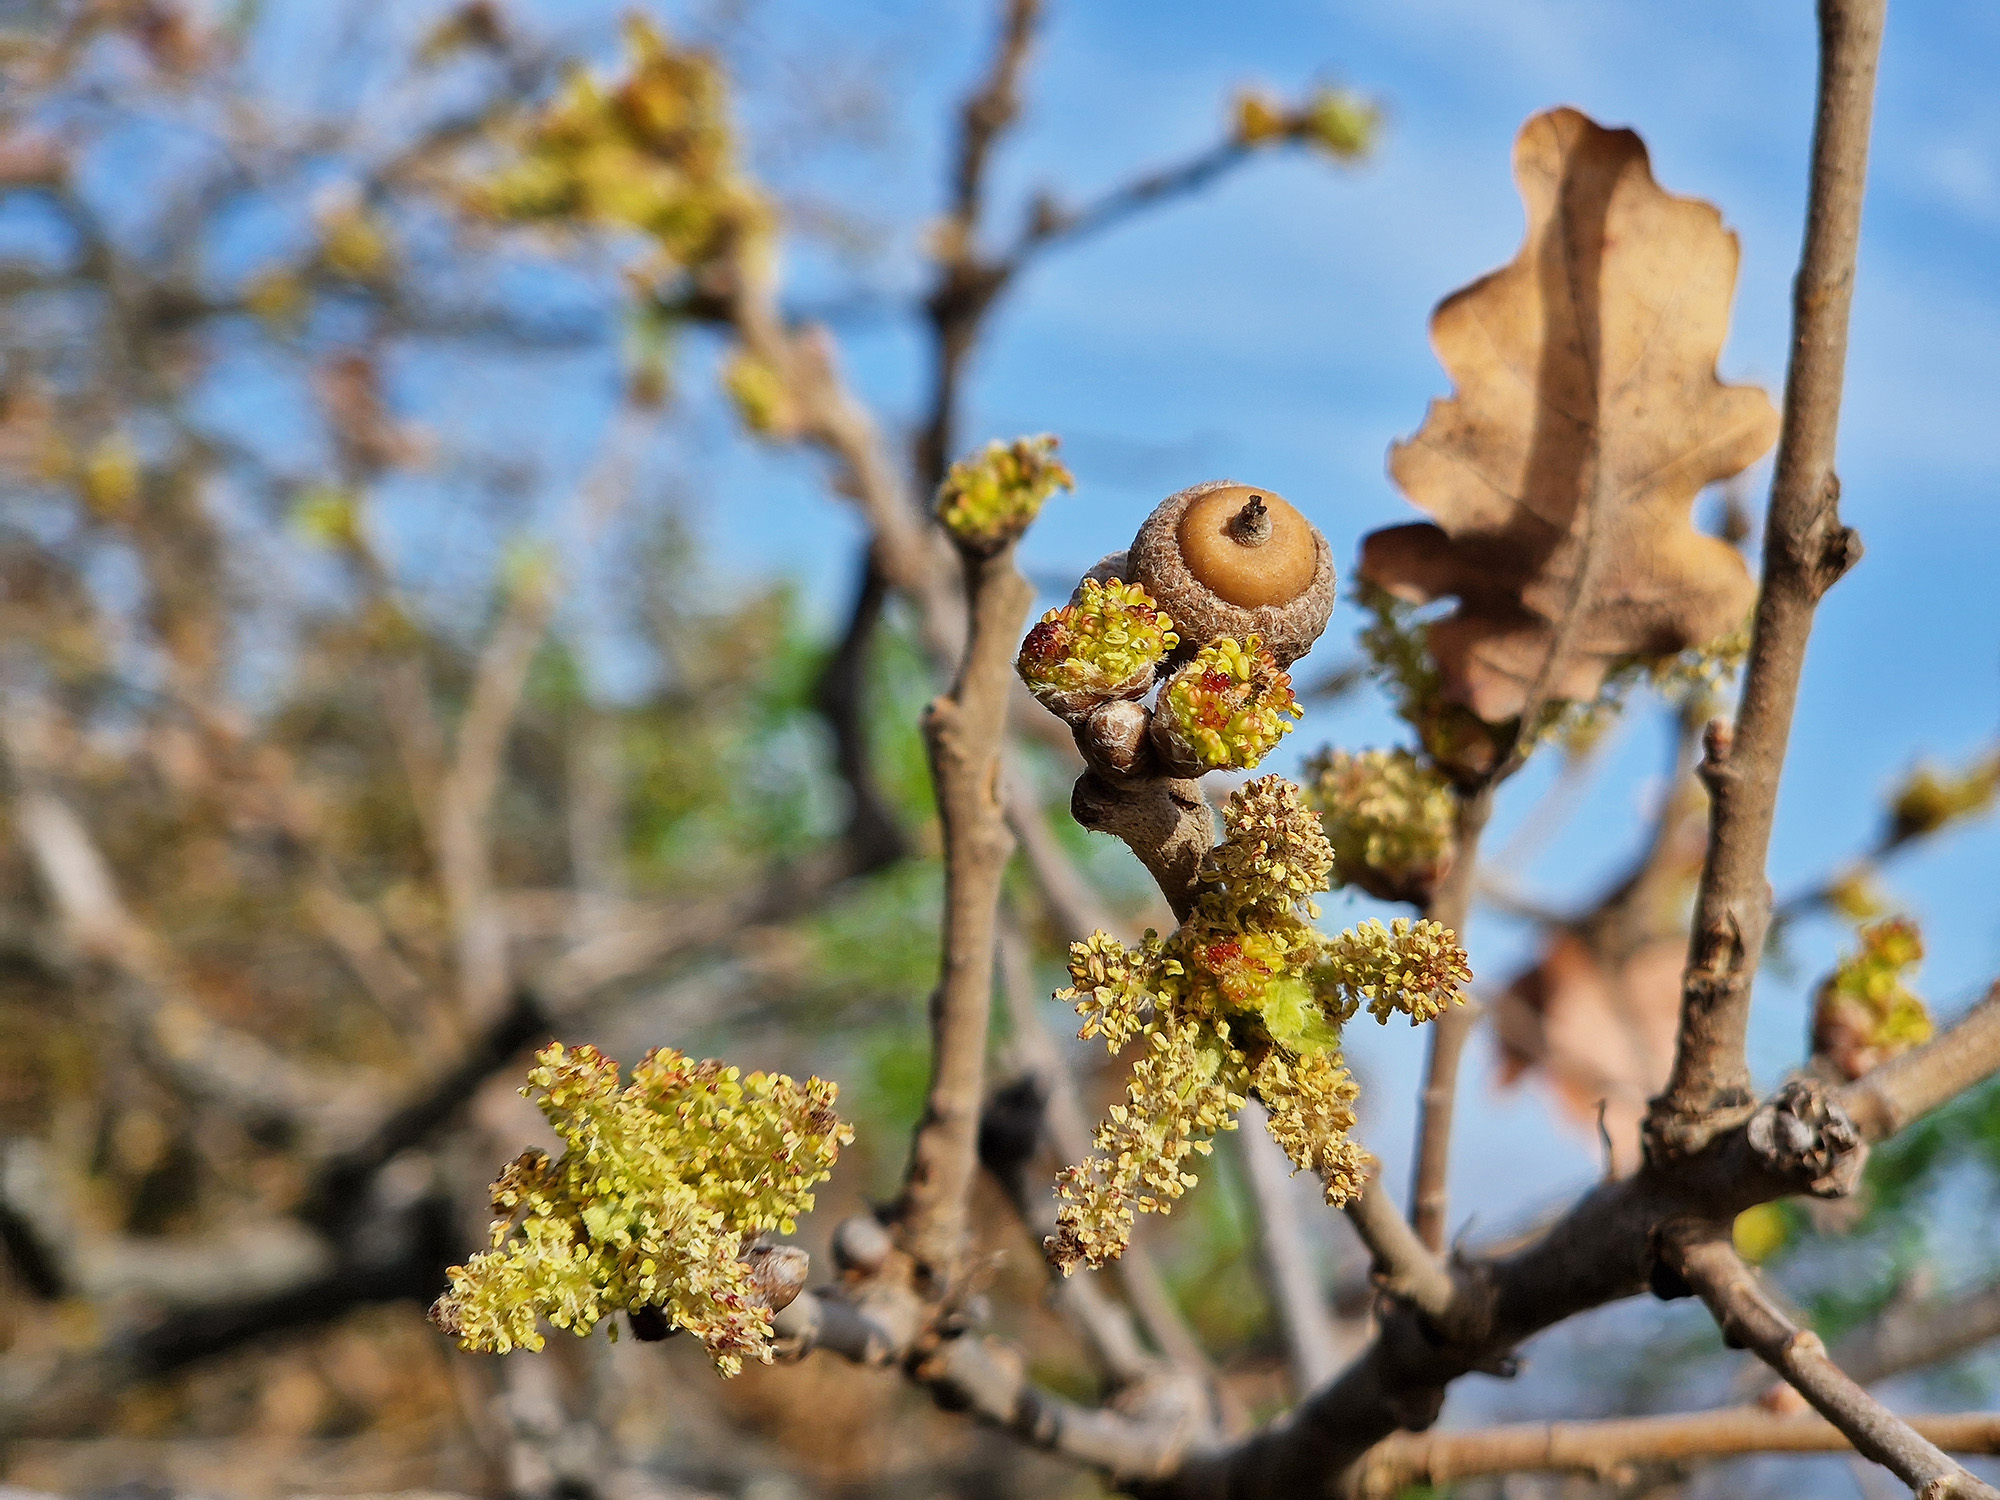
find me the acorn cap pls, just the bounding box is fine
[1073,550,1131,600]
[1127,480,1335,667]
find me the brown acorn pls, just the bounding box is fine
[1126,480,1335,668]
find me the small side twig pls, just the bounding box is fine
[1833,1270,2000,1389]
[1341,1165,1455,1324]
[1356,1406,2000,1498]
[1650,0,1880,1152]
[1837,979,2000,1143]
[1238,1103,1343,1392]
[1666,1231,1998,1500]
[1407,786,1493,1251]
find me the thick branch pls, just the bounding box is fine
[1667,1232,1998,1499]
[1,718,354,1136]
[811,556,910,875]
[1651,0,1880,1147]
[1166,1075,1873,1498]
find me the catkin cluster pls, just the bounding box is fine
[430,1043,850,1376]
[935,434,1077,552]
[1303,747,1457,904]
[1046,777,1469,1275]
[1812,918,1933,1083]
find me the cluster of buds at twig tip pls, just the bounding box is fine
[1017,478,1334,784]
[1232,86,1381,160]
[935,433,1074,554]
[1017,578,1178,719]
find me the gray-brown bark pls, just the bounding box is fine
[1648,0,1880,1152]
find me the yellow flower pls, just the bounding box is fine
[1047,776,1469,1272]
[431,1043,850,1376]
[935,434,1073,552]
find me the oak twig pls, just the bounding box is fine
[1070,771,1214,923]
[1408,786,1492,1251]
[1356,1407,2000,1497]
[1650,0,1880,1152]
[1667,1231,1999,1499]
[1239,1104,1344,1392]
[896,544,1037,1286]
[1342,1166,1455,1325]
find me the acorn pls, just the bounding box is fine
[1127,480,1335,668]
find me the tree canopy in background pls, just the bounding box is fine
[1,3,1998,1500]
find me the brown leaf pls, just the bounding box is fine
[1492,930,1685,1175]
[1362,107,1778,722]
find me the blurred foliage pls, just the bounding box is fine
[0,4,1994,1500]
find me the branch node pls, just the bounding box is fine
[1696,716,1737,794]
[1745,1077,1866,1198]
[1803,472,1864,600]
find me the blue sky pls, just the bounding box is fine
[600,0,1999,1224]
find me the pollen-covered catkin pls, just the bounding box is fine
[1046,776,1469,1273]
[430,1043,850,1376]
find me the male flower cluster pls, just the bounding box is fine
[1812,918,1934,1082]
[1303,747,1457,904]
[430,1043,850,1376]
[935,433,1075,552]
[1046,777,1469,1274]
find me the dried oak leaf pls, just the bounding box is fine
[1493,931,1683,1176]
[1493,775,1708,1174]
[1362,107,1778,722]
